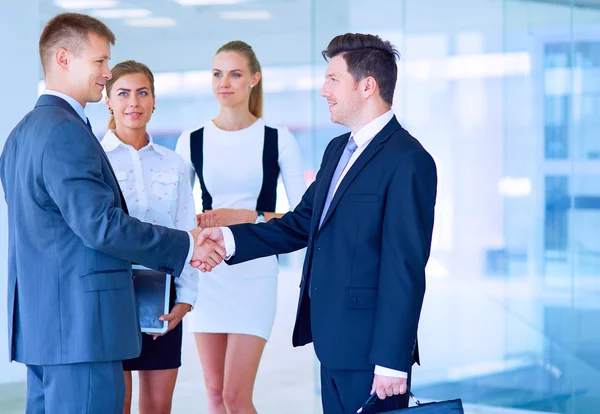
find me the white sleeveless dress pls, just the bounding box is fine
[175,119,306,340]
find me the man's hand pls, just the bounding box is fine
[189,227,225,271]
[371,374,407,400]
[151,303,191,340]
[191,228,225,271]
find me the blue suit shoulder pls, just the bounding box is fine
[389,127,436,172]
[38,106,92,147]
[36,104,86,128]
[10,105,88,150]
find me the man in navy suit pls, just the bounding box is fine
[196,33,437,413]
[0,13,224,413]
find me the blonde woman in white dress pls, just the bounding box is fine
[176,41,306,413]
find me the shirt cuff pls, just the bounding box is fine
[220,226,236,260]
[185,231,195,265]
[174,292,196,307]
[374,365,408,379]
[174,269,198,307]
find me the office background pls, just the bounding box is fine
[1,0,600,413]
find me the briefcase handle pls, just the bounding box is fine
[409,392,421,406]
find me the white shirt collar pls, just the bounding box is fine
[101,129,166,156]
[43,89,87,123]
[351,110,395,148]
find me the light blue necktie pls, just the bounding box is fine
[318,137,358,229]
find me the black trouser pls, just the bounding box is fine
[320,364,412,414]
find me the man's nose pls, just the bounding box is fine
[320,83,329,97]
[103,63,112,80]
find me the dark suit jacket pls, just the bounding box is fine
[227,116,437,372]
[0,95,190,365]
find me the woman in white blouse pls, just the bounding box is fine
[175,41,306,413]
[102,60,198,414]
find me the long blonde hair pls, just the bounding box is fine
[105,60,156,130]
[216,41,263,118]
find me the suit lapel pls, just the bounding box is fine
[310,135,349,234]
[318,117,402,231]
[35,95,129,215]
[90,134,130,215]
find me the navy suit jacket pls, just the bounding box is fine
[227,116,437,372]
[0,95,190,365]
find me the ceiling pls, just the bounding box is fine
[38,0,349,72]
[37,0,600,75]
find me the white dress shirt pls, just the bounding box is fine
[222,110,407,378]
[102,130,199,306]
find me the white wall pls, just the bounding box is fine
[0,0,39,384]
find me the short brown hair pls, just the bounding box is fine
[216,41,263,118]
[105,60,156,130]
[322,33,399,106]
[39,13,116,74]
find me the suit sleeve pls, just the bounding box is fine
[41,122,190,277]
[227,180,315,264]
[369,149,437,371]
[227,137,339,265]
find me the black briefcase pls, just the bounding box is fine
[377,393,464,414]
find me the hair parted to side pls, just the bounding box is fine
[322,33,399,106]
[39,13,115,75]
[216,40,263,118]
[105,60,156,130]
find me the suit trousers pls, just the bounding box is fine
[320,364,412,414]
[26,361,125,414]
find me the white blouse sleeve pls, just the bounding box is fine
[277,127,306,210]
[175,129,196,188]
[172,155,199,307]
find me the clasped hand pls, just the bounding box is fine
[189,227,226,272]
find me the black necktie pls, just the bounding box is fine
[86,117,93,131]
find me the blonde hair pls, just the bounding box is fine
[216,41,263,118]
[105,60,155,130]
[39,13,116,75]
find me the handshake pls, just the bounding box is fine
[189,227,226,272]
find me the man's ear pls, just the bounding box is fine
[56,47,69,71]
[362,76,378,99]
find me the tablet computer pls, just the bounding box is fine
[131,265,171,334]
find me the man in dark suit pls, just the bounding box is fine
[0,13,224,414]
[196,33,437,413]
